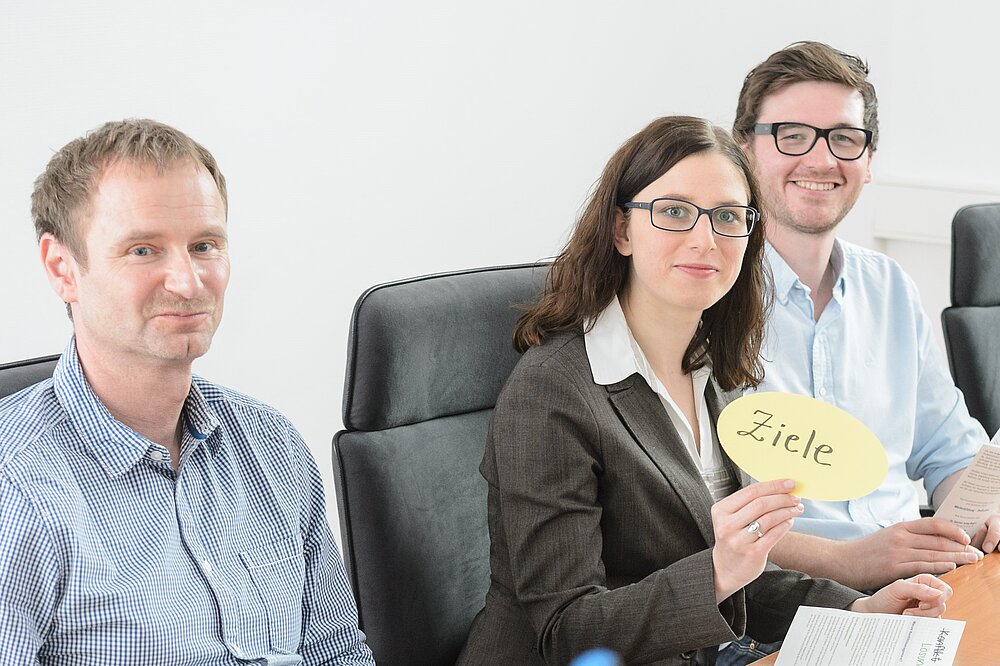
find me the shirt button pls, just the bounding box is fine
[200,559,212,575]
[149,449,165,462]
[819,387,828,396]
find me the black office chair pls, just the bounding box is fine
[941,203,1000,436]
[0,354,60,400]
[332,263,548,666]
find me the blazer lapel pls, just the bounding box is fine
[606,375,716,546]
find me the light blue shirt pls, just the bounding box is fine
[0,339,374,665]
[750,240,985,541]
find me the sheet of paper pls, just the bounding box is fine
[717,392,887,501]
[934,432,1000,536]
[775,606,965,666]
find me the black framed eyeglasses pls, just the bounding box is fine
[621,198,758,238]
[754,122,872,161]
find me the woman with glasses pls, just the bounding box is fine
[457,116,951,666]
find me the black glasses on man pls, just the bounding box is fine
[754,122,872,161]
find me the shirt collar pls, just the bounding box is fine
[765,239,847,305]
[53,337,222,478]
[183,378,223,451]
[830,239,846,298]
[584,296,638,385]
[584,295,711,388]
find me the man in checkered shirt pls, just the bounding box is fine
[0,119,374,665]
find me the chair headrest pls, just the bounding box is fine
[0,354,60,400]
[952,203,1000,307]
[342,264,549,432]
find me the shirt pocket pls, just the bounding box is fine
[239,536,307,652]
[855,484,907,529]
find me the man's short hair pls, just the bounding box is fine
[733,41,879,151]
[31,119,228,266]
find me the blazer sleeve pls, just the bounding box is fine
[484,360,746,664]
[743,564,863,643]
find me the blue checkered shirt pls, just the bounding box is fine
[0,339,374,665]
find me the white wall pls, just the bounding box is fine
[3,0,999,544]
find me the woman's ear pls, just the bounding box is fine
[613,209,632,257]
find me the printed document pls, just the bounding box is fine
[935,433,1000,536]
[775,606,964,666]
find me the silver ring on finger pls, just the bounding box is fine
[746,520,764,538]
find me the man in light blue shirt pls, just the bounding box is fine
[730,42,999,592]
[0,119,374,665]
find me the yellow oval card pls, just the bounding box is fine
[717,392,887,501]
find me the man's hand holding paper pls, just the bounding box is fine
[934,434,1000,553]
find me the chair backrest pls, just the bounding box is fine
[941,203,1000,436]
[0,354,60,400]
[333,263,548,666]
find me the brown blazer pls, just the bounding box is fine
[458,332,861,666]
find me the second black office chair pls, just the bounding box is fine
[333,263,548,666]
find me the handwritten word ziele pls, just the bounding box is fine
[736,409,834,466]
